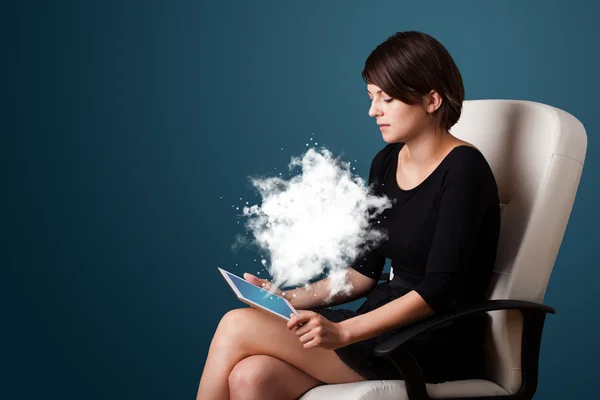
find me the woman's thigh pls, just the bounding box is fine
[217,307,365,384]
[229,355,323,400]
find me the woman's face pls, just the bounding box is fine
[367,83,429,143]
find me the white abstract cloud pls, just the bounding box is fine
[238,147,393,301]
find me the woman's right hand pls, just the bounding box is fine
[243,273,284,297]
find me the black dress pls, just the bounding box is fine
[312,142,501,383]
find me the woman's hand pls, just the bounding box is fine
[243,272,284,297]
[287,310,350,350]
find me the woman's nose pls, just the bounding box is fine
[368,103,381,118]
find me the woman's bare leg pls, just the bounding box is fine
[196,308,365,400]
[228,355,323,400]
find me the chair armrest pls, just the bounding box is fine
[373,300,556,400]
[374,300,555,356]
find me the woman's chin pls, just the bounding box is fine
[381,131,402,143]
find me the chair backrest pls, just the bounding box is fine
[393,100,587,392]
[456,100,586,392]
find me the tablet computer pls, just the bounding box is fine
[218,267,299,321]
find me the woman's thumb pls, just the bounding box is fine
[243,273,259,284]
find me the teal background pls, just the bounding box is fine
[2,1,598,399]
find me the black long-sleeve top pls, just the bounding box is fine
[351,142,501,318]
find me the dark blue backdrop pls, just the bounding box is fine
[3,1,598,399]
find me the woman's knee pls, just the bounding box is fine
[215,308,254,340]
[228,356,276,399]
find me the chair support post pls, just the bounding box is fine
[384,347,430,400]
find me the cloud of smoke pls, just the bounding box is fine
[237,147,393,303]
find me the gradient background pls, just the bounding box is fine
[2,1,598,399]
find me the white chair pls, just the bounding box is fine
[300,99,587,400]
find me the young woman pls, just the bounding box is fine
[196,30,500,400]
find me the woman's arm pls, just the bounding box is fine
[286,289,434,350]
[282,267,378,310]
[338,290,434,346]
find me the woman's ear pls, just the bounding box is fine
[425,89,443,113]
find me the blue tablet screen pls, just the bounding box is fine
[224,271,297,319]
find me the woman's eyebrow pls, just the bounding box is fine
[367,89,383,95]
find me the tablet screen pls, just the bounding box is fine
[220,268,298,319]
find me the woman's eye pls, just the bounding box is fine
[368,98,393,103]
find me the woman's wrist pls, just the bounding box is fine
[338,320,354,346]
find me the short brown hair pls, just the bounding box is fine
[362,31,465,132]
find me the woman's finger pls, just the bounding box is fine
[294,323,312,337]
[299,330,315,344]
[287,313,308,330]
[303,336,320,349]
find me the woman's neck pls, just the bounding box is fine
[401,130,455,168]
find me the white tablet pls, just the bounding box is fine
[218,267,299,321]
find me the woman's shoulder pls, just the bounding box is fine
[445,142,490,170]
[443,142,498,189]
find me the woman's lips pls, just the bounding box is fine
[379,125,390,130]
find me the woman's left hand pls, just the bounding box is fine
[287,310,350,350]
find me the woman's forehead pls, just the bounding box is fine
[366,83,384,94]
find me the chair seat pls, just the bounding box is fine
[299,379,509,400]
